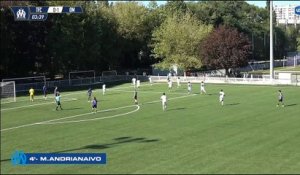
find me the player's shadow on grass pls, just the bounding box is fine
[0,158,9,162]
[168,107,186,111]
[52,136,159,153]
[225,103,240,106]
[285,104,297,107]
[63,107,82,110]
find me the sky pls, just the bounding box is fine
[246,1,299,8]
[111,1,300,8]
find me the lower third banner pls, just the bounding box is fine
[11,150,106,165]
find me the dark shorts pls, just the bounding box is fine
[57,101,61,105]
[92,104,97,108]
[279,98,283,102]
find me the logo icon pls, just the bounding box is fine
[11,150,27,165]
[295,6,300,15]
[16,8,26,19]
[69,7,75,13]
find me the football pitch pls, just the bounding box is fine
[1,82,300,174]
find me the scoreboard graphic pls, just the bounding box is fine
[10,6,83,21]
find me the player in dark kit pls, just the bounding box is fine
[87,87,92,102]
[133,90,138,105]
[43,84,47,100]
[55,92,63,110]
[277,90,284,107]
[92,97,98,113]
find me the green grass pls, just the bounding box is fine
[245,65,300,74]
[1,83,300,174]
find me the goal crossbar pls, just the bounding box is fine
[2,76,46,83]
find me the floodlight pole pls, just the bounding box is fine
[270,0,274,80]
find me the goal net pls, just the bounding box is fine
[2,76,46,93]
[102,70,117,76]
[68,70,97,86]
[69,70,95,79]
[1,81,16,103]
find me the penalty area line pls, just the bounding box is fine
[38,105,140,125]
[1,98,78,111]
[1,93,196,132]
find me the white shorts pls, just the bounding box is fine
[201,87,205,91]
[219,96,224,102]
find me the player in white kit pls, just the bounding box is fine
[102,84,106,95]
[160,92,167,111]
[177,76,181,88]
[132,77,136,87]
[219,89,225,106]
[200,81,206,94]
[187,82,192,94]
[149,76,153,86]
[168,79,172,91]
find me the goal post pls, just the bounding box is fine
[0,81,16,103]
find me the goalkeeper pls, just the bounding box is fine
[29,87,34,102]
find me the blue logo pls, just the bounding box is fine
[295,6,300,15]
[11,150,27,165]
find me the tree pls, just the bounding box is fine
[111,2,149,41]
[285,26,300,52]
[151,13,212,72]
[297,36,300,52]
[200,25,251,76]
[108,2,152,69]
[164,0,188,15]
[187,1,271,61]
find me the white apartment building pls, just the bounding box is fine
[274,4,300,26]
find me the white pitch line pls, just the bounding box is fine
[1,93,196,132]
[38,105,140,125]
[39,94,196,125]
[1,97,47,104]
[0,105,139,131]
[38,104,139,124]
[0,123,40,132]
[1,98,77,111]
[1,83,153,106]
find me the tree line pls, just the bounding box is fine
[0,0,299,79]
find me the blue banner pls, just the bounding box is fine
[62,6,83,13]
[295,6,300,15]
[29,14,48,21]
[11,151,106,165]
[11,6,83,21]
[29,6,49,13]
